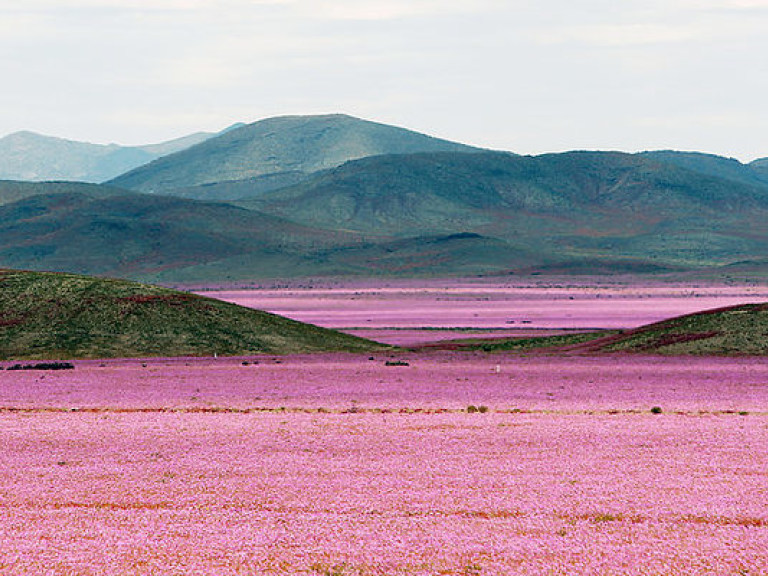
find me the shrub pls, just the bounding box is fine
[467,405,488,413]
[650,406,663,414]
[6,362,74,371]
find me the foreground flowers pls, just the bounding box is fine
[0,354,766,574]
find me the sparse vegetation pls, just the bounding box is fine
[0,269,388,359]
[599,303,768,355]
[467,405,488,414]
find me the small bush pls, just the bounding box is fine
[650,406,663,414]
[6,362,74,371]
[467,404,488,414]
[385,360,409,366]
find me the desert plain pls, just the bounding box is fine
[2,279,768,575]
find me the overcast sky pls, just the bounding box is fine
[2,0,768,160]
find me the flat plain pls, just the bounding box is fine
[3,279,768,575]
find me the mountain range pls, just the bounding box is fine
[2,113,768,281]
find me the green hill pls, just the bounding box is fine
[0,269,386,359]
[432,303,768,356]
[243,150,768,233]
[589,303,768,355]
[240,150,768,270]
[0,187,362,278]
[640,151,768,189]
[7,142,768,280]
[0,180,125,206]
[107,114,480,194]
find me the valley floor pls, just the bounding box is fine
[200,277,768,345]
[2,353,768,575]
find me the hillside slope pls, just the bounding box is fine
[434,302,768,356]
[240,150,768,269]
[588,303,768,355]
[7,141,768,280]
[108,114,480,193]
[0,269,386,359]
[0,188,359,280]
[640,151,768,189]
[0,180,125,206]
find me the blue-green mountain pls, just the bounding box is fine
[0,130,224,183]
[3,115,768,279]
[107,114,480,194]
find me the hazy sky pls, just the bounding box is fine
[2,0,768,160]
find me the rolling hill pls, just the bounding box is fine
[107,114,481,194]
[0,180,126,206]
[239,150,768,269]
[639,151,768,189]
[0,269,386,359]
[0,186,365,280]
[0,130,219,183]
[588,302,768,355]
[5,111,768,280]
[6,141,768,280]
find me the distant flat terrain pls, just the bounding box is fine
[199,279,768,345]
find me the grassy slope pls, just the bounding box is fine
[594,303,768,355]
[432,303,768,356]
[0,269,387,359]
[8,147,768,280]
[239,150,768,271]
[243,150,768,228]
[640,151,768,189]
[0,190,361,279]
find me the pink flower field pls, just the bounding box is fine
[2,351,768,575]
[202,279,768,345]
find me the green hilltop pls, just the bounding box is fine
[0,269,387,359]
[107,114,480,193]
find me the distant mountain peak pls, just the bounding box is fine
[108,113,482,193]
[0,129,219,183]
